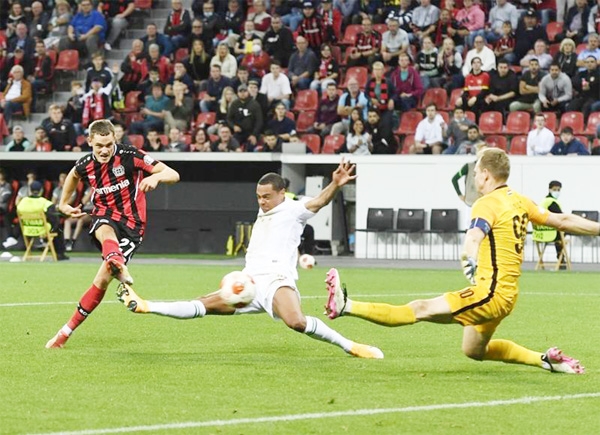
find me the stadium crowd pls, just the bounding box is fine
[2,0,600,160]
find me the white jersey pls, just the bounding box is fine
[244,197,315,280]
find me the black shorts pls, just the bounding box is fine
[89,217,143,264]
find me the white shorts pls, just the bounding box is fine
[234,273,300,319]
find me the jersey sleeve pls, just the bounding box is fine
[295,197,317,222]
[132,148,159,175]
[523,196,550,226]
[469,196,497,235]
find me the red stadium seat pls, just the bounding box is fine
[159,134,168,145]
[340,25,363,45]
[296,111,317,133]
[548,43,560,57]
[505,111,531,135]
[341,66,369,88]
[585,112,600,136]
[174,48,189,63]
[55,50,79,72]
[419,88,448,110]
[293,90,319,112]
[196,112,217,127]
[322,134,345,154]
[134,0,153,8]
[301,134,321,154]
[122,91,141,113]
[285,111,295,121]
[509,135,528,155]
[395,111,423,135]
[47,50,58,66]
[438,110,450,125]
[478,111,504,134]
[373,23,388,35]
[465,111,476,122]
[576,43,586,55]
[485,135,508,150]
[559,111,585,135]
[546,22,563,42]
[397,134,415,154]
[129,134,144,149]
[330,45,343,66]
[447,88,464,111]
[542,112,558,133]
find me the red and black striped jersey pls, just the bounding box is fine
[298,16,324,49]
[74,144,158,236]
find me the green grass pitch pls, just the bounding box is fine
[1,261,599,434]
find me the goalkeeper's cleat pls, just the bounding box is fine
[542,347,585,374]
[116,283,149,313]
[45,330,69,349]
[106,255,134,285]
[325,268,347,319]
[348,343,384,359]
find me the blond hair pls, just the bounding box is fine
[88,119,115,139]
[478,148,510,182]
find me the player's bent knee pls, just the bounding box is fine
[283,314,307,333]
[462,345,485,361]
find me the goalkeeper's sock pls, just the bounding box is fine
[347,301,417,326]
[147,300,206,319]
[483,339,543,367]
[303,316,353,352]
[66,284,106,331]
[102,239,124,264]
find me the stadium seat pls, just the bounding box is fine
[330,45,343,66]
[585,112,600,136]
[122,91,141,113]
[0,114,8,139]
[505,111,531,135]
[340,24,363,45]
[285,111,295,121]
[546,22,563,42]
[295,111,317,133]
[576,43,586,55]
[322,134,345,154]
[129,134,144,149]
[395,111,423,135]
[293,90,319,112]
[426,209,460,260]
[465,111,476,122]
[355,207,394,259]
[575,135,590,149]
[373,23,388,35]
[47,50,58,66]
[134,0,153,8]
[485,135,508,150]
[341,66,369,88]
[18,210,58,262]
[478,111,504,135]
[509,135,528,155]
[55,50,79,72]
[196,112,217,127]
[438,110,450,125]
[419,88,448,111]
[559,111,585,135]
[301,134,321,154]
[549,43,560,57]
[123,112,143,127]
[394,208,426,259]
[159,134,168,145]
[542,112,558,133]
[174,48,189,63]
[398,134,415,154]
[447,89,464,110]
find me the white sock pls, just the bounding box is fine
[303,316,353,352]
[344,299,353,314]
[60,325,73,336]
[147,300,206,319]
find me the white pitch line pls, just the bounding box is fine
[29,392,600,435]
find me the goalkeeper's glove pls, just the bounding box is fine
[461,255,477,284]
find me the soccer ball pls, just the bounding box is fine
[219,271,256,308]
[298,254,316,269]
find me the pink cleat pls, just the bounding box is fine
[45,331,69,349]
[106,255,134,285]
[542,347,585,374]
[325,268,347,319]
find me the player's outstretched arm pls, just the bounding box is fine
[139,162,180,193]
[305,158,356,213]
[461,227,485,283]
[58,168,85,218]
[545,212,600,236]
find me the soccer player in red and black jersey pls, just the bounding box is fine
[45,119,179,349]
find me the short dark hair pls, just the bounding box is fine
[263,129,276,137]
[468,125,479,132]
[258,172,286,191]
[550,62,561,69]
[426,103,437,110]
[561,126,574,135]
[497,59,509,67]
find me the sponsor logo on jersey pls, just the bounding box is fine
[95,179,131,195]
[112,165,125,177]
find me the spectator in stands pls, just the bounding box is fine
[554,38,579,78]
[409,0,440,44]
[165,126,190,152]
[248,78,269,119]
[411,103,446,154]
[80,75,117,129]
[0,168,13,228]
[207,86,236,135]
[223,0,245,39]
[5,125,32,151]
[241,38,271,78]
[388,0,413,34]
[41,104,77,152]
[527,112,555,155]
[199,1,222,44]
[142,43,171,83]
[2,46,33,90]
[312,82,341,137]
[288,36,319,90]
[589,0,600,37]
[141,23,173,58]
[129,83,170,135]
[231,65,250,92]
[227,84,263,151]
[455,0,485,48]
[310,43,339,92]
[6,2,26,39]
[142,129,165,152]
[8,22,35,59]
[261,130,283,152]
[390,53,424,111]
[298,2,331,53]
[432,37,463,93]
[113,123,132,147]
[247,0,272,39]
[348,16,381,67]
[29,41,53,96]
[62,81,84,137]
[551,126,590,155]
[335,0,359,27]
[267,102,297,142]
[234,21,260,61]
[263,14,294,68]
[514,9,547,62]
[416,36,439,90]
[365,61,395,125]
[320,0,342,41]
[456,57,490,116]
[557,0,590,45]
[164,0,193,51]
[577,33,600,71]
[332,78,368,135]
[539,63,573,114]
[493,21,516,65]
[346,117,372,155]
[44,0,73,50]
[1,65,31,124]
[33,126,52,152]
[190,127,211,152]
[59,0,107,62]
[189,19,212,53]
[381,17,409,67]
[260,61,292,109]
[119,39,145,94]
[485,0,519,44]
[568,55,600,118]
[137,67,161,100]
[509,58,544,113]
[463,35,496,76]
[164,81,193,135]
[211,124,242,152]
[483,59,518,114]
[85,52,113,91]
[455,125,486,155]
[433,8,462,50]
[201,64,232,113]
[28,1,50,41]
[51,172,72,206]
[185,39,211,92]
[366,108,395,154]
[165,62,195,97]
[63,186,92,252]
[210,41,238,79]
[443,107,476,154]
[98,0,135,51]
[520,40,553,71]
